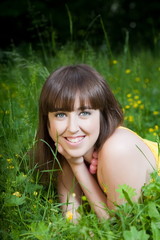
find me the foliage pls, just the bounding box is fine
[1,0,160,51]
[0,43,160,239]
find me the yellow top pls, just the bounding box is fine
[143,138,160,171]
[119,126,160,173]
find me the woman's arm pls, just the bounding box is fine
[57,145,109,220]
[68,160,109,219]
[57,160,83,221]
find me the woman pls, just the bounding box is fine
[34,64,159,221]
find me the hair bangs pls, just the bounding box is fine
[46,85,77,113]
[41,64,107,115]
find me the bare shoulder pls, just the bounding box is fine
[100,127,140,156]
[97,127,156,207]
[98,127,156,168]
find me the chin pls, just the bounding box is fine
[67,151,84,158]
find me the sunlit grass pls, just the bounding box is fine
[0,45,160,239]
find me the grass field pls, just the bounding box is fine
[0,44,160,239]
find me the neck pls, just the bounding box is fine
[84,147,94,164]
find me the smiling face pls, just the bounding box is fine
[48,96,100,159]
[39,64,123,165]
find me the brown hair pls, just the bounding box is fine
[33,64,123,181]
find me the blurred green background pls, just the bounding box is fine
[0,0,160,52]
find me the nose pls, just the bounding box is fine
[67,113,79,133]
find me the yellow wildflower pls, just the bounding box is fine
[134,95,139,100]
[140,104,144,109]
[33,191,38,196]
[7,165,14,169]
[153,111,159,115]
[135,77,141,82]
[133,89,140,94]
[154,125,159,131]
[125,105,130,109]
[125,69,131,74]
[48,199,53,203]
[127,93,132,98]
[128,98,133,103]
[7,158,13,163]
[13,192,21,197]
[150,178,155,183]
[66,211,73,221]
[112,60,118,65]
[149,128,154,133]
[137,100,142,105]
[144,78,149,83]
[128,116,134,122]
[133,103,138,108]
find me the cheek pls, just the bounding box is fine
[84,116,100,135]
[48,121,66,140]
[48,125,56,141]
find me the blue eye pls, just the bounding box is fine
[55,113,66,118]
[80,111,91,116]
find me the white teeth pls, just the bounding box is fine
[66,137,84,143]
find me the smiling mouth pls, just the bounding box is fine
[65,136,85,143]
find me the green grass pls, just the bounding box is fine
[0,44,160,239]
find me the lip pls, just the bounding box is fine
[64,136,86,145]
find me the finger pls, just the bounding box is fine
[92,151,98,159]
[90,159,98,166]
[89,165,97,174]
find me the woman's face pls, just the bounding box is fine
[48,96,100,159]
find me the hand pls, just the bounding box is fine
[56,143,84,165]
[89,151,98,174]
